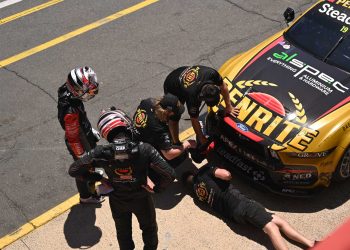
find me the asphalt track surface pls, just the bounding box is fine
[2,0,348,248]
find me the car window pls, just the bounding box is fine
[327,37,350,72]
[285,1,350,71]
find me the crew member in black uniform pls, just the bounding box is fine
[133,93,197,168]
[182,165,316,250]
[57,66,103,204]
[69,108,176,250]
[163,65,239,145]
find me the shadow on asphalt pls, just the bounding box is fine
[63,204,102,248]
[155,157,198,210]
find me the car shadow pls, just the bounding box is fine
[63,203,102,248]
[155,157,199,210]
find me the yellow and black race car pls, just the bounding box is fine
[207,0,350,196]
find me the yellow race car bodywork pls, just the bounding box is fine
[209,0,350,195]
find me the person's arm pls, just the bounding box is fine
[220,82,234,115]
[68,145,113,181]
[168,120,180,144]
[161,140,197,160]
[146,145,176,192]
[213,167,232,181]
[64,112,85,157]
[191,117,207,144]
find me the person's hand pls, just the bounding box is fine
[100,177,111,186]
[230,106,241,118]
[183,139,197,149]
[199,136,208,145]
[92,128,101,141]
[91,145,114,159]
[214,168,232,181]
[142,176,155,193]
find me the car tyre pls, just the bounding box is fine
[333,147,350,182]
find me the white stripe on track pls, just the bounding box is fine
[0,0,22,9]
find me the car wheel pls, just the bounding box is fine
[333,147,350,182]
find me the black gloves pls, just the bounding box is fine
[90,145,115,160]
[188,148,207,164]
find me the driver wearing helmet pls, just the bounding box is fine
[57,66,102,204]
[69,107,176,250]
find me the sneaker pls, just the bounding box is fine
[80,195,105,204]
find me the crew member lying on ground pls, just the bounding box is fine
[182,164,316,250]
[133,93,197,168]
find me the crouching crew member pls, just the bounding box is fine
[182,165,316,250]
[163,65,236,145]
[69,108,176,250]
[133,93,197,168]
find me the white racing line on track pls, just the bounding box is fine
[0,0,22,9]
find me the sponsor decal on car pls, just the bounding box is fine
[267,50,348,95]
[319,2,350,24]
[214,78,319,151]
[237,123,249,132]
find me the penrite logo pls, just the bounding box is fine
[272,51,349,93]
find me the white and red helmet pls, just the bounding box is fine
[66,66,99,101]
[97,108,137,142]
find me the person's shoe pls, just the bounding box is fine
[79,195,105,204]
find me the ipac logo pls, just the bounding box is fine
[272,51,349,93]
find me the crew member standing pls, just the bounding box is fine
[163,65,238,144]
[57,66,102,204]
[69,108,176,250]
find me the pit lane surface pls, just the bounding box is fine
[2,0,347,247]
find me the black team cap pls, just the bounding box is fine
[160,93,185,116]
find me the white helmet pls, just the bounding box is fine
[66,66,99,101]
[97,107,138,142]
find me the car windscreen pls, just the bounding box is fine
[285,1,350,72]
[326,36,350,72]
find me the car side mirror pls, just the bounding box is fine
[283,7,295,25]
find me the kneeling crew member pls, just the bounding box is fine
[133,93,196,168]
[182,165,316,250]
[163,65,237,145]
[69,108,176,250]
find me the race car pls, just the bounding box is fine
[206,0,350,196]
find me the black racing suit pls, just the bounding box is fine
[57,83,98,199]
[133,98,187,168]
[69,142,176,250]
[163,65,223,120]
[192,164,273,229]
